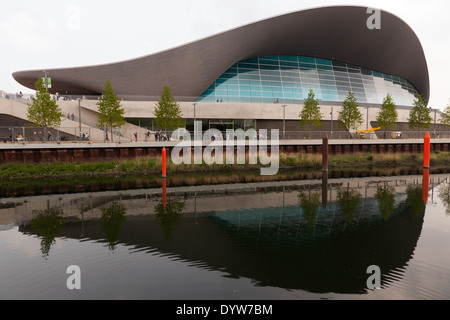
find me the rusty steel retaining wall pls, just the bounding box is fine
[0,139,449,164]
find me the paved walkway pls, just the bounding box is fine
[0,138,446,150]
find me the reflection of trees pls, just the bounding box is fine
[30,207,65,259]
[298,191,321,228]
[155,199,185,242]
[375,186,396,221]
[406,185,425,218]
[101,201,127,251]
[337,188,361,224]
[438,183,450,216]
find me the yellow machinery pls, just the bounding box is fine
[390,132,403,139]
[356,127,381,139]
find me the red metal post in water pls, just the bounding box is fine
[422,169,429,205]
[162,147,167,178]
[424,132,430,169]
[163,178,167,208]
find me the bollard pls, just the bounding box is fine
[423,132,430,169]
[162,147,167,178]
[163,178,167,208]
[322,132,329,172]
[422,169,429,205]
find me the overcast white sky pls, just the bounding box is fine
[0,0,449,109]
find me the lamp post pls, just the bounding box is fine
[281,105,287,139]
[193,103,197,124]
[434,108,437,137]
[43,71,49,92]
[366,106,369,138]
[78,98,82,142]
[330,107,334,136]
[193,103,197,141]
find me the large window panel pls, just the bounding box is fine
[280,60,298,68]
[316,58,332,66]
[248,75,261,81]
[259,58,277,66]
[245,58,259,64]
[239,90,252,96]
[197,55,419,105]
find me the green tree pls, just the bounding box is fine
[101,201,127,251]
[155,199,185,242]
[338,91,363,131]
[376,94,398,136]
[408,94,432,134]
[27,79,63,128]
[97,80,126,142]
[439,101,450,127]
[299,89,323,137]
[438,182,450,216]
[298,190,321,228]
[375,186,396,221]
[154,85,184,133]
[406,184,426,218]
[30,206,65,259]
[337,187,361,224]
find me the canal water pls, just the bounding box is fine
[1,172,450,300]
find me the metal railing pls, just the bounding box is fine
[1,127,449,144]
[0,126,156,144]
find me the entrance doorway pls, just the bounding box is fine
[209,121,234,140]
[209,121,234,132]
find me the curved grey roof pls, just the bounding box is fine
[13,6,430,103]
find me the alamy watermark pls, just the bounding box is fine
[66,265,81,290]
[171,122,280,176]
[367,265,381,290]
[367,8,381,30]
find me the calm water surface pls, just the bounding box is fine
[1,173,450,300]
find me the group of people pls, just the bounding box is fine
[154,131,169,142]
[208,131,267,141]
[81,132,90,141]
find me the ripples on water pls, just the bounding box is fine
[1,173,450,300]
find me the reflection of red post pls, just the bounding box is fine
[424,132,430,169]
[162,147,167,178]
[422,169,429,205]
[163,178,167,208]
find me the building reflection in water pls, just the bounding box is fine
[13,171,440,294]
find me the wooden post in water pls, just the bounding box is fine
[424,132,430,169]
[322,171,328,210]
[322,132,329,172]
[162,147,167,178]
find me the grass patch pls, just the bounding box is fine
[0,151,449,180]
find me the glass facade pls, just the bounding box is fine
[197,56,419,106]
